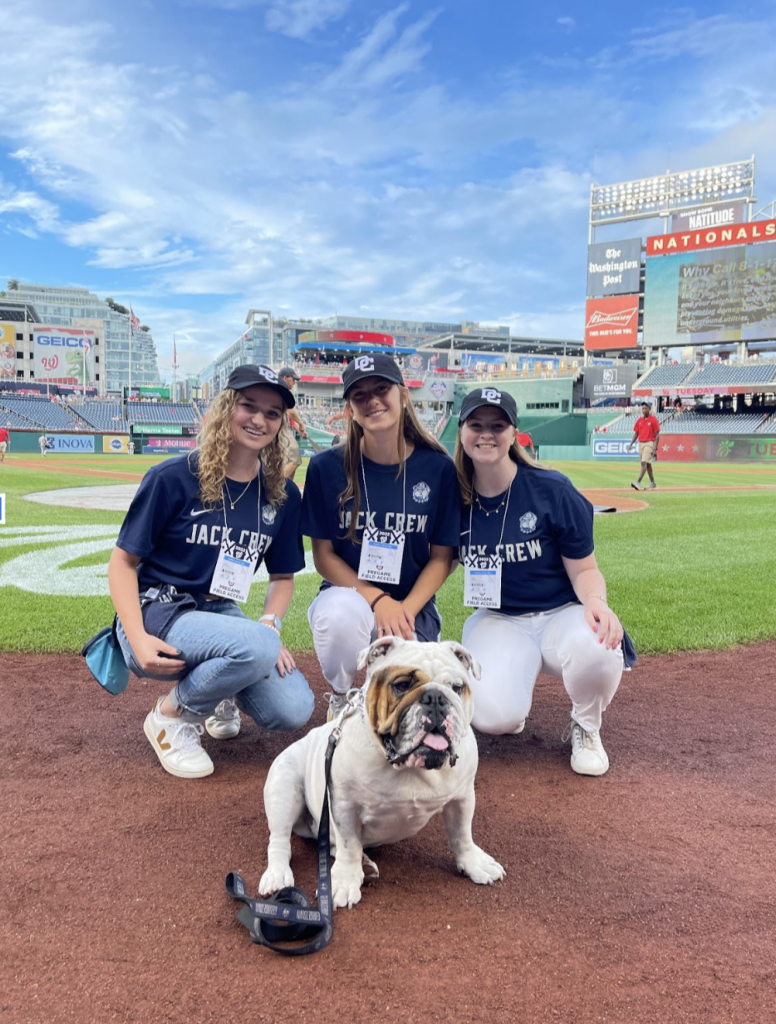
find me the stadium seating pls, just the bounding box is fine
[660,412,768,434]
[76,402,128,432]
[0,396,82,430]
[125,402,198,425]
[635,364,695,388]
[688,363,776,385]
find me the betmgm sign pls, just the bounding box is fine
[583,365,639,402]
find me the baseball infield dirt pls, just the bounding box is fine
[3,644,775,1024]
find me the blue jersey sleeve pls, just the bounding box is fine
[553,479,595,560]
[300,452,334,539]
[116,465,176,558]
[430,457,462,548]
[264,481,305,575]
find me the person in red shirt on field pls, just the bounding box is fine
[0,425,9,462]
[628,402,660,490]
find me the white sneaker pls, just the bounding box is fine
[326,692,348,723]
[143,698,214,779]
[205,699,241,739]
[630,481,641,491]
[644,482,657,490]
[562,719,609,776]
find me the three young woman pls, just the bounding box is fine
[108,365,314,780]
[301,352,459,714]
[455,387,624,775]
[109,356,623,781]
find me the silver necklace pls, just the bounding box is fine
[224,475,255,510]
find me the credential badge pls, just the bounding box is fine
[519,511,537,534]
[412,482,431,503]
[262,505,277,525]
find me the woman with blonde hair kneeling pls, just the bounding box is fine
[455,388,624,776]
[108,365,314,779]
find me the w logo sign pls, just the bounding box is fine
[481,388,502,404]
[0,493,5,525]
[354,356,375,372]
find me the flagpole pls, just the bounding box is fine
[172,334,179,402]
[128,310,133,394]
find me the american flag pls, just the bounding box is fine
[129,306,140,332]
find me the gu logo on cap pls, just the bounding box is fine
[354,355,375,372]
[481,388,502,404]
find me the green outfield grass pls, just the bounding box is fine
[1,455,775,656]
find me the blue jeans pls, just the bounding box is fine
[116,599,314,731]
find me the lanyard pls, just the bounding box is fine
[359,451,406,526]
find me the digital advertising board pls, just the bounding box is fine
[0,323,15,378]
[644,219,776,346]
[584,296,640,350]
[670,201,746,233]
[583,365,639,402]
[33,326,96,385]
[586,238,642,297]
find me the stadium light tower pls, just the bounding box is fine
[589,157,756,242]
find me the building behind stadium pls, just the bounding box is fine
[0,282,160,395]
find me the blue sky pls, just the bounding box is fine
[1,0,775,378]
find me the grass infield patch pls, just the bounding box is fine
[1,456,775,655]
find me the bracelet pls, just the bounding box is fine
[259,613,282,632]
[370,592,389,612]
[584,592,608,604]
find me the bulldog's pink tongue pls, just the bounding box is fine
[423,733,449,751]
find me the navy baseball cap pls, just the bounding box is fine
[342,352,404,396]
[459,387,518,427]
[225,364,296,408]
[279,366,300,381]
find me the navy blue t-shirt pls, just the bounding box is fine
[117,454,304,595]
[301,445,459,601]
[459,464,594,614]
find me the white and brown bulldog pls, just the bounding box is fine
[259,637,505,909]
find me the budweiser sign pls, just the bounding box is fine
[647,218,776,257]
[586,306,638,328]
[584,295,640,351]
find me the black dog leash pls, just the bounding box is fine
[226,728,342,955]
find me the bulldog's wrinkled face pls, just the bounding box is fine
[356,638,480,770]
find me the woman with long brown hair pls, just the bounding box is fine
[302,352,459,716]
[107,365,314,780]
[455,387,624,776]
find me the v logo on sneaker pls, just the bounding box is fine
[157,729,171,750]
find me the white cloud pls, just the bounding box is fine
[0,1,775,363]
[265,0,353,38]
[183,0,353,37]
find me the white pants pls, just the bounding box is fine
[462,603,623,735]
[308,587,378,694]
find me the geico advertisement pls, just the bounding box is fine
[593,440,640,458]
[102,436,129,453]
[33,327,96,385]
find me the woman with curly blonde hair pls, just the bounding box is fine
[108,365,314,780]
